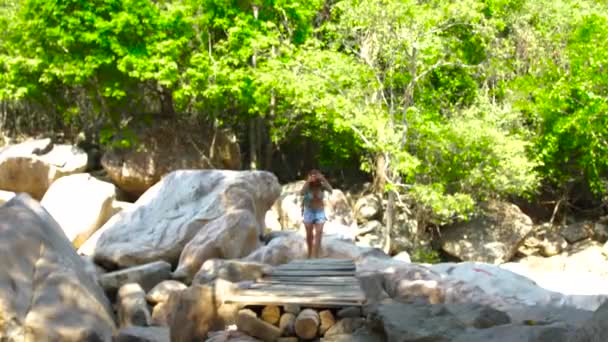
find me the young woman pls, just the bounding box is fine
[300,169,333,258]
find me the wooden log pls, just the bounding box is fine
[261,305,281,325]
[283,304,301,315]
[295,309,320,340]
[236,309,281,342]
[279,312,296,336]
[319,310,336,335]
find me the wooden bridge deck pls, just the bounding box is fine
[225,258,365,308]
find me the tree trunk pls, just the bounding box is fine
[249,4,260,170]
[159,86,176,117]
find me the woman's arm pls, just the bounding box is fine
[300,181,310,195]
[320,177,333,192]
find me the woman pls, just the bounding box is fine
[300,169,333,258]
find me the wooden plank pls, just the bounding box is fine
[224,295,363,308]
[272,265,356,272]
[268,271,355,277]
[262,276,358,282]
[285,259,354,265]
[244,284,363,293]
[258,280,360,286]
[228,292,364,302]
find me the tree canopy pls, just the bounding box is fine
[1,0,607,227]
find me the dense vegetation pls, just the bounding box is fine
[1,0,607,230]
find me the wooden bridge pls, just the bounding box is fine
[225,258,366,308]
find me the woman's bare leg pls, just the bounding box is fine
[305,223,314,258]
[313,222,324,258]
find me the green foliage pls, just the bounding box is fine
[0,0,606,226]
[410,247,442,264]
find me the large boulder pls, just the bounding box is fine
[432,262,608,311]
[440,200,533,264]
[0,139,88,199]
[272,181,355,230]
[501,242,608,296]
[173,209,262,282]
[0,194,115,340]
[79,170,280,269]
[41,173,117,248]
[101,118,241,196]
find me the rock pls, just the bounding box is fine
[146,280,187,305]
[356,220,383,237]
[0,189,15,204]
[369,302,466,341]
[503,242,608,297]
[99,261,172,299]
[592,223,608,243]
[79,170,280,269]
[101,118,241,196]
[571,300,608,341]
[151,301,172,327]
[273,181,355,230]
[265,209,282,232]
[356,230,385,250]
[245,231,383,266]
[319,310,336,335]
[357,272,391,303]
[174,209,262,283]
[506,305,593,328]
[41,173,117,248]
[261,305,281,325]
[276,337,298,342]
[321,325,384,342]
[279,312,296,336]
[324,317,366,336]
[244,232,308,265]
[116,326,170,342]
[295,309,320,339]
[192,259,272,285]
[392,251,411,263]
[167,280,238,341]
[440,200,533,264]
[451,322,577,342]
[540,232,569,257]
[81,255,107,283]
[117,283,152,328]
[444,303,511,329]
[236,309,282,342]
[206,330,263,342]
[337,307,362,319]
[0,139,88,199]
[560,221,593,244]
[0,194,115,340]
[434,262,608,311]
[354,194,382,223]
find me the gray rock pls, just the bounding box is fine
[325,317,366,336]
[99,260,172,298]
[146,280,187,304]
[445,303,511,329]
[369,302,466,341]
[116,326,170,342]
[440,200,533,264]
[0,194,115,340]
[560,222,592,244]
[0,139,88,199]
[79,170,280,271]
[452,322,576,342]
[571,300,608,342]
[117,283,152,328]
[337,307,363,319]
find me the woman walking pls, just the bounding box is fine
[300,169,333,258]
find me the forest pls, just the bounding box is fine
[1,0,607,228]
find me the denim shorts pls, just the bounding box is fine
[303,208,327,224]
